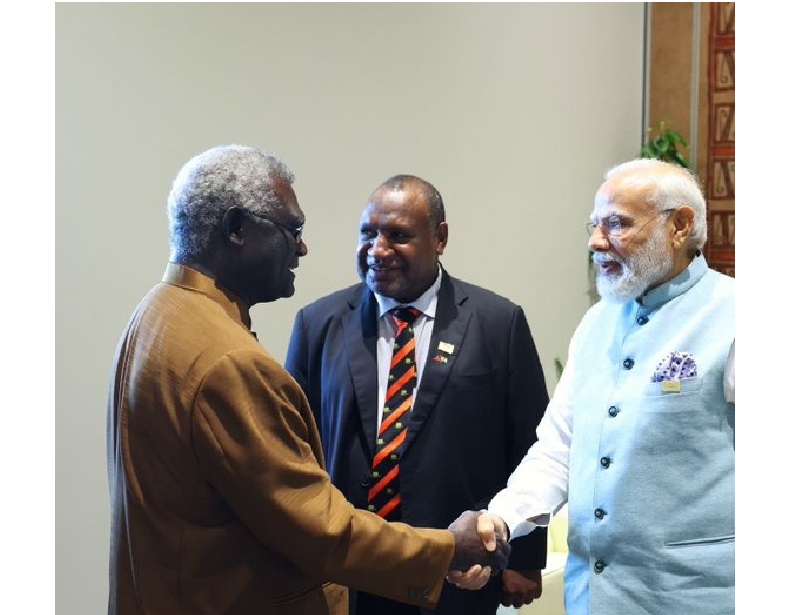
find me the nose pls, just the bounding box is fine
[588,226,609,252]
[369,232,392,257]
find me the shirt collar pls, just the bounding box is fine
[637,252,709,309]
[162,262,252,330]
[375,264,442,319]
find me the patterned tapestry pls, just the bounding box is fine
[704,2,735,276]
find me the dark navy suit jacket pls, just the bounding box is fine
[285,270,550,614]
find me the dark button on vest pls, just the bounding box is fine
[600,456,611,468]
[608,406,619,417]
[623,358,634,370]
[594,508,606,519]
[636,315,649,325]
[594,559,607,573]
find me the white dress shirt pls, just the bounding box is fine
[373,267,442,436]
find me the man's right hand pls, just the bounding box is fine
[447,511,509,590]
[447,510,511,573]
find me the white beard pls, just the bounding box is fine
[594,231,674,303]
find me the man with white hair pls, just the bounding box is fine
[454,158,735,615]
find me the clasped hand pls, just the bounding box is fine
[446,510,510,590]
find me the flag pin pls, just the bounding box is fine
[438,341,455,354]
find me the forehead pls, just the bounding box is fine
[592,175,653,218]
[360,186,429,226]
[271,179,303,220]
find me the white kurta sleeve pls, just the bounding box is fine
[723,339,735,404]
[487,342,575,539]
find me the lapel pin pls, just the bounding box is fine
[438,341,455,354]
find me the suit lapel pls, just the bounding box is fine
[405,272,471,451]
[343,287,380,457]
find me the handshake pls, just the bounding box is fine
[446,510,509,590]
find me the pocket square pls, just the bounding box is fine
[651,351,697,382]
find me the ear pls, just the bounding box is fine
[671,205,695,250]
[221,207,247,247]
[435,221,449,255]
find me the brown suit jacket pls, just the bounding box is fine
[107,264,454,615]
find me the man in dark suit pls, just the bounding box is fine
[285,175,550,615]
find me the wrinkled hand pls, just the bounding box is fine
[501,569,542,608]
[446,511,510,590]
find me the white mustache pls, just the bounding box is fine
[593,255,621,265]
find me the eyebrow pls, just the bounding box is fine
[285,215,305,229]
[590,210,629,221]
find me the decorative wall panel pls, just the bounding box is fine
[703,2,735,276]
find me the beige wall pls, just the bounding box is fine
[56,3,645,612]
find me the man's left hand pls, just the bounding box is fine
[500,569,542,608]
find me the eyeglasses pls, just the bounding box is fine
[247,210,304,245]
[586,208,676,238]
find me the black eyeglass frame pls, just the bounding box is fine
[246,210,304,245]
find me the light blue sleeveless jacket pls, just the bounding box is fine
[564,255,735,615]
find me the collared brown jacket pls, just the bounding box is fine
[107,264,454,614]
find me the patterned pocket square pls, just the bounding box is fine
[651,351,697,382]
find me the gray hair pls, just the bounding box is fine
[605,158,707,250]
[167,144,295,262]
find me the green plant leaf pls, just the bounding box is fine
[554,357,564,381]
[663,129,688,147]
[639,120,692,170]
[672,152,690,168]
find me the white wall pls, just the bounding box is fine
[55,3,644,612]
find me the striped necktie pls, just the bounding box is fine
[368,306,422,521]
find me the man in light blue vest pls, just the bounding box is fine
[450,159,735,614]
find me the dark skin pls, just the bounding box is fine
[191,179,308,308]
[178,176,513,574]
[356,182,447,303]
[356,179,543,607]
